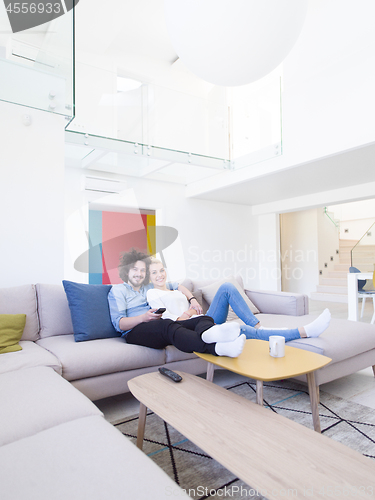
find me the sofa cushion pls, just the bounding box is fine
[0,314,26,354]
[165,345,199,363]
[36,283,74,338]
[0,284,39,341]
[199,277,260,321]
[181,275,255,318]
[258,314,375,361]
[0,366,102,446]
[0,340,62,375]
[36,335,166,381]
[62,280,120,342]
[0,416,189,500]
[246,289,308,316]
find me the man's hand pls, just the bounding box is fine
[189,298,203,315]
[143,309,163,322]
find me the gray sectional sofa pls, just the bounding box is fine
[2,276,375,499]
[0,366,189,500]
[2,276,375,395]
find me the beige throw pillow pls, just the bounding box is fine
[199,277,259,323]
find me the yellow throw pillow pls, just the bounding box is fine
[0,314,26,354]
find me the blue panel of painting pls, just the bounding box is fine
[89,210,103,284]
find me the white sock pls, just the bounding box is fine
[201,322,240,344]
[215,334,246,358]
[303,309,331,338]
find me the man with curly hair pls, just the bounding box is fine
[108,248,245,358]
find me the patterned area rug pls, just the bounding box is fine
[114,378,375,500]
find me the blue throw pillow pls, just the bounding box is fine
[62,281,121,342]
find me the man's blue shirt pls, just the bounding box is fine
[108,281,178,335]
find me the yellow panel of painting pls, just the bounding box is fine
[147,214,156,255]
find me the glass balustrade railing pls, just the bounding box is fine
[65,129,230,185]
[66,61,282,172]
[0,7,74,119]
[351,222,375,272]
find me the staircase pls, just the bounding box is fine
[310,239,356,303]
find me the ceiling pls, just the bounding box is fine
[191,142,375,207]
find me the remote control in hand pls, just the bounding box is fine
[153,307,166,314]
[158,367,182,383]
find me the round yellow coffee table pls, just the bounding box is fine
[195,339,331,433]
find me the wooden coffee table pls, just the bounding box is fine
[195,339,331,433]
[128,370,375,499]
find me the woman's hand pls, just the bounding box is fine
[188,306,197,317]
[177,310,196,321]
[177,285,203,315]
[189,298,203,315]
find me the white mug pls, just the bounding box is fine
[269,336,285,358]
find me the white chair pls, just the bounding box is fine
[349,267,375,324]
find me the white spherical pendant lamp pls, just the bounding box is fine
[164,0,308,87]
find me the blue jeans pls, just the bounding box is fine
[206,282,300,341]
[239,325,300,341]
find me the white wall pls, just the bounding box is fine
[280,209,319,295]
[280,208,342,295]
[160,195,259,288]
[329,199,375,242]
[0,101,65,287]
[339,219,375,244]
[282,0,375,162]
[257,213,281,291]
[64,168,260,288]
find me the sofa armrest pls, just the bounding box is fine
[245,289,309,316]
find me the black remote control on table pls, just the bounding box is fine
[158,367,182,382]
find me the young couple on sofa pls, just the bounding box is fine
[108,249,331,358]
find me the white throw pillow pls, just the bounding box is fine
[199,277,259,323]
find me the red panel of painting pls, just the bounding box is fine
[141,213,147,229]
[101,212,147,284]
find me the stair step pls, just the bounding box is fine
[353,245,375,249]
[355,255,375,260]
[339,253,351,262]
[339,240,358,248]
[310,292,348,303]
[316,285,348,294]
[334,264,351,272]
[327,271,348,279]
[320,278,347,286]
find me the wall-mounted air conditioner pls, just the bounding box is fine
[84,176,126,194]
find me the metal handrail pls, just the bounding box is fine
[323,207,339,227]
